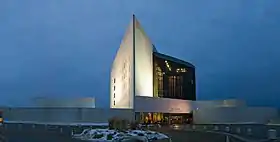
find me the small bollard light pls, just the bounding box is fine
[214,126,219,131]
[236,128,241,133]
[192,125,196,130]
[267,129,277,140]
[247,128,252,135]
[169,138,172,142]
[225,126,230,132]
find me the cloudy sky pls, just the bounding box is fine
[0,0,280,107]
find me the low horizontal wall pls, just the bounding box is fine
[32,97,96,108]
[193,99,246,109]
[1,107,134,123]
[193,107,278,124]
[135,97,247,114]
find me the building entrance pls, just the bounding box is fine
[169,115,183,124]
[136,112,193,125]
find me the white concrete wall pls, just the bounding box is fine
[2,100,277,124]
[32,97,95,108]
[135,96,193,113]
[110,17,134,109]
[134,18,154,98]
[1,107,134,123]
[110,15,155,109]
[135,97,246,114]
[193,107,278,124]
[194,99,246,109]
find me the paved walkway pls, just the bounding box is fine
[157,128,226,142]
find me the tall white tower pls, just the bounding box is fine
[110,15,154,109]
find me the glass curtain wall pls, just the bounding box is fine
[153,53,196,100]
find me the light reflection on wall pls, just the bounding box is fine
[134,19,153,98]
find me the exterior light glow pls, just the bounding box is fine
[165,61,171,71]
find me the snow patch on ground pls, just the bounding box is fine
[72,128,170,142]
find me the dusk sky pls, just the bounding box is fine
[1,0,280,108]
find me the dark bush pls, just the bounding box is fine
[108,117,129,130]
[107,134,113,140]
[130,122,138,130]
[93,134,104,139]
[152,137,158,140]
[137,133,145,136]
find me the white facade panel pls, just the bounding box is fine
[134,19,154,97]
[110,18,134,109]
[134,97,247,114]
[110,15,155,109]
[135,96,194,113]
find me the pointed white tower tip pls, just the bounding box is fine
[134,17,154,98]
[110,16,154,109]
[110,16,135,109]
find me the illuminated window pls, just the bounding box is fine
[176,68,186,73]
[165,61,171,71]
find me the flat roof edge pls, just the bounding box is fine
[153,52,195,68]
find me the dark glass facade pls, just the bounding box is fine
[153,52,196,100]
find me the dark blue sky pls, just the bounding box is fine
[1,0,280,108]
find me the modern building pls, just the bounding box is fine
[110,15,279,125]
[110,15,197,124]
